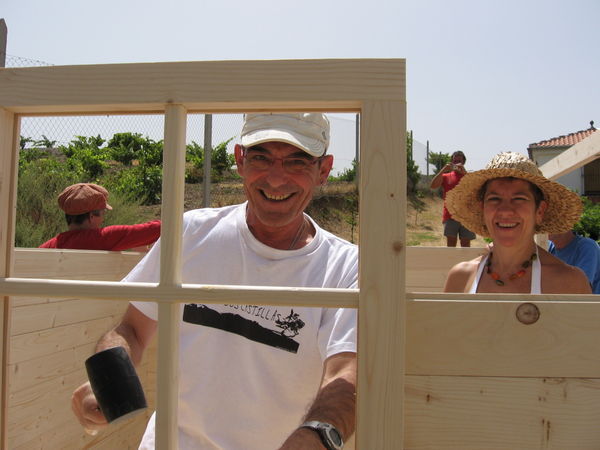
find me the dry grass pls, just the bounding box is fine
[406,192,488,247]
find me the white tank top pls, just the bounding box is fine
[469,246,541,294]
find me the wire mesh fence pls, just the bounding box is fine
[5,53,358,176]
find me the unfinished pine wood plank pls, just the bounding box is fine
[8,344,155,449]
[407,299,600,377]
[405,247,484,291]
[538,131,600,180]
[0,277,358,308]
[357,100,406,449]
[13,418,147,450]
[405,375,600,449]
[155,103,186,450]
[10,298,126,336]
[8,344,93,393]
[0,107,18,450]
[14,248,144,280]
[9,315,119,365]
[10,403,149,450]
[9,375,152,450]
[16,245,480,294]
[0,59,405,114]
[10,296,49,307]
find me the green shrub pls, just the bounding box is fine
[107,132,147,165]
[574,197,600,242]
[18,147,51,169]
[407,131,421,192]
[138,139,163,167]
[186,141,204,182]
[185,137,235,182]
[16,158,81,247]
[111,166,163,205]
[211,138,235,178]
[330,159,358,182]
[60,135,110,179]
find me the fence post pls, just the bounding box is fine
[0,19,7,68]
[203,114,212,208]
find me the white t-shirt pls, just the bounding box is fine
[126,203,358,449]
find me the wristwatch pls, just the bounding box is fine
[300,420,344,450]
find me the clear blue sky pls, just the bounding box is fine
[3,0,599,171]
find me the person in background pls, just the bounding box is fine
[39,183,160,251]
[443,151,591,295]
[548,230,600,294]
[71,113,357,450]
[430,150,476,247]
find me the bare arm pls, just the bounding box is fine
[430,163,452,189]
[279,352,357,449]
[71,304,157,432]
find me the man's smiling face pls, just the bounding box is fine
[235,141,333,232]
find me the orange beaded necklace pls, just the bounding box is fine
[486,251,537,286]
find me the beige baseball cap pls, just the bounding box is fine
[241,113,330,157]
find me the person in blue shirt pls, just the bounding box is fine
[548,230,600,294]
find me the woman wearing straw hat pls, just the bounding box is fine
[443,152,592,294]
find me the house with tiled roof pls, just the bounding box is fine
[528,121,599,198]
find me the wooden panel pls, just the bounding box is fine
[9,344,92,393]
[407,299,600,377]
[14,248,144,280]
[6,249,156,449]
[10,298,126,337]
[7,347,155,450]
[538,131,600,180]
[9,315,120,366]
[405,375,600,449]
[0,59,405,114]
[357,100,406,448]
[405,247,483,291]
[14,245,478,295]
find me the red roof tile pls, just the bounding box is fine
[528,123,597,149]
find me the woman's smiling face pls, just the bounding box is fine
[481,178,547,247]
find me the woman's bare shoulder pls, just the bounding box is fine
[539,249,592,294]
[444,256,485,293]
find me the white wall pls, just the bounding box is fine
[530,148,584,194]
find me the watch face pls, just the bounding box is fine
[327,427,342,446]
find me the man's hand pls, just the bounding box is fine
[71,381,108,435]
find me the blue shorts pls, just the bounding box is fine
[444,218,476,240]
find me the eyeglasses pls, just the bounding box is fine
[242,147,322,174]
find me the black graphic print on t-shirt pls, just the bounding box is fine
[183,304,305,353]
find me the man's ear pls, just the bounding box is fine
[234,144,245,176]
[319,155,334,185]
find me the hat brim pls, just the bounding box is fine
[446,168,583,238]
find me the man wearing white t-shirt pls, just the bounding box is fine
[72,113,357,450]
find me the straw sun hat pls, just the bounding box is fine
[446,152,583,238]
